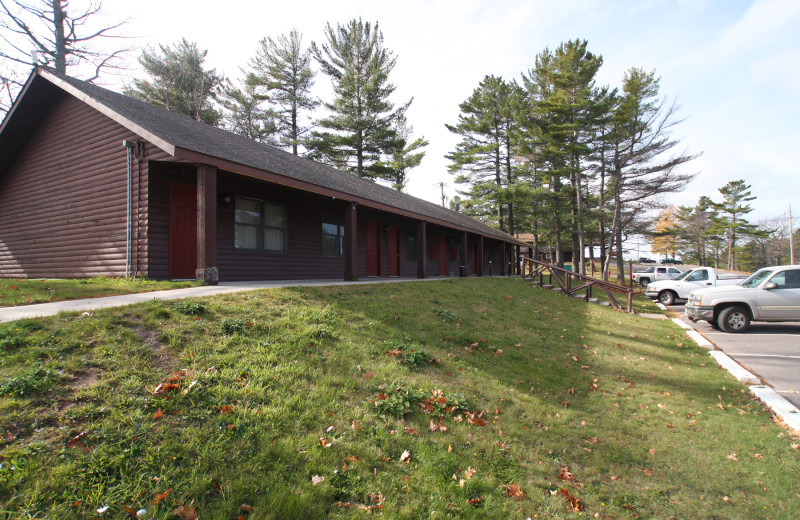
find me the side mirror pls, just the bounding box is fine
[764,281,778,290]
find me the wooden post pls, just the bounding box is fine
[344,202,358,280]
[195,164,218,285]
[477,236,485,276]
[417,220,427,279]
[461,231,468,276]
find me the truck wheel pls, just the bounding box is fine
[639,277,650,286]
[718,306,750,333]
[658,290,676,306]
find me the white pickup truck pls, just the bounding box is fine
[632,266,683,286]
[685,265,800,332]
[645,267,748,306]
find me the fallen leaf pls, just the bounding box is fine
[400,450,411,462]
[727,453,739,461]
[364,371,374,379]
[505,483,526,500]
[557,488,584,512]
[464,467,476,479]
[311,475,325,486]
[368,491,385,504]
[466,497,483,506]
[318,437,332,448]
[152,488,173,505]
[171,505,197,519]
[403,427,417,436]
[557,465,574,481]
[240,504,253,512]
[153,408,165,420]
[220,405,233,415]
[448,444,452,453]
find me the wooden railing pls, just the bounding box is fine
[521,257,634,313]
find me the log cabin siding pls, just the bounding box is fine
[0,94,166,278]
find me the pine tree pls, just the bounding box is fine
[126,39,224,125]
[603,68,697,281]
[447,75,521,233]
[219,79,276,142]
[308,18,420,181]
[517,40,604,271]
[713,179,758,270]
[377,115,428,191]
[247,29,317,155]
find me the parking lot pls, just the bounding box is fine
[667,303,800,409]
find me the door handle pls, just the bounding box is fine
[705,282,712,285]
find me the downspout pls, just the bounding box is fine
[123,140,135,278]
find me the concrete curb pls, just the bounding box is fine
[675,316,800,432]
[656,302,668,311]
[708,351,760,384]
[749,385,800,431]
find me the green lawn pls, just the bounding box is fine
[0,278,797,519]
[0,278,202,307]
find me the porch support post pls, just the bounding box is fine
[344,202,358,280]
[500,243,507,276]
[196,164,218,285]
[477,236,485,276]
[461,231,468,275]
[417,220,427,279]
[515,244,521,275]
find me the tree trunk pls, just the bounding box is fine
[53,0,67,72]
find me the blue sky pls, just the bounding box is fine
[58,0,800,227]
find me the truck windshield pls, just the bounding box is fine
[673,270,692,281]
[740,269,774,288]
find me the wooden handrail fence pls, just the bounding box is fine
[521,257,634,313]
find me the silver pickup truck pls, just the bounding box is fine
[685,265,800,332]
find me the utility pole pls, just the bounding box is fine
[434,182,447,207]
[790,204,795,265]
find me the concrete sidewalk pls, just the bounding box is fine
[0,277,434,323]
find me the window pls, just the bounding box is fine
[687,270,708,281]
[322,213,345,257]
[770,269,800,289]
[234,197,288,254]
[406,231,417,261]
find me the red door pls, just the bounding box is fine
[438,235,447,275]
[169,183,197,279]
[366,221,381,277]
[388,226,400,277]
[471,242,478,275]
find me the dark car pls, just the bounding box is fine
[639,257,656,264]
[660,258,682,265]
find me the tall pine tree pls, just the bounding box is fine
[446,75,521,233]
[308,18,423,181]
[126,39,224,125]
[713,179,758,270]
[247,29,317,155]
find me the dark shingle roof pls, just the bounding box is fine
[31,69,519,244]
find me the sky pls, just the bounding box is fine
[15,0,800,230]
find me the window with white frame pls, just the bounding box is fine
[321,212,345,257]
[234,197,288,254]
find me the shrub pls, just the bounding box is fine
[174,301,208,316]
[434,308,458,321]
[0,364,59,397]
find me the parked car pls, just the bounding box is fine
[638,257,656,264]
[686,265,800,332]
[632,266,683,286]
[645,267,748,305]
[660,258,682,265]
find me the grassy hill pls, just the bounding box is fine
[1,278,798,519]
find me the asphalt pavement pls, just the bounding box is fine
[666,302,800,410]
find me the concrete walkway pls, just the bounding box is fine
[0,277,436,323]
